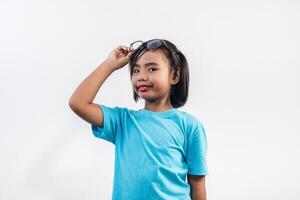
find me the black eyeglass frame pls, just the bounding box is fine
[129,39,171,52]
[129,39,180,67]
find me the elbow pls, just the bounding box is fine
[68,98,79,110]
[68,98,90,111]
[68,101,76,111]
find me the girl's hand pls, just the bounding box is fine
[104,45,133,71]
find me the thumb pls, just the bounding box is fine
[126,51,133,59]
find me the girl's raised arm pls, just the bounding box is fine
[68,45,133,127]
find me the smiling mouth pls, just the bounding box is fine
[138,86,151,92]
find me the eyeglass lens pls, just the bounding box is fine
[146,40,163,49]
[130,41,143,51]
[130,39,168,52]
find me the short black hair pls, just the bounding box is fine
[129,39,189,108]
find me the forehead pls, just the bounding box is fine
[134,49,169,66]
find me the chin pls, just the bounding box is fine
[141,95,159,102]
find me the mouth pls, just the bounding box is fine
[137,85,151,92]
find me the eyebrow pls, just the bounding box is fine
[133,62,159,68]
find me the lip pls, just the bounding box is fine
[137,85,151,92]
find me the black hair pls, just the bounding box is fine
[128,39,189,108]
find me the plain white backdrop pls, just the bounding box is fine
[1,0,299,199]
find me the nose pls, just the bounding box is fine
[137,71,148,82]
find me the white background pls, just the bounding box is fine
[1,0,299,199]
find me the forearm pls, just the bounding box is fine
[69,61,115,106]
[190,186,206,200]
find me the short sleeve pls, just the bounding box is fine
[91,104,122,145]
[185,121,208,175]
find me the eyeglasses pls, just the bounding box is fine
[129,39,171,52]
[129,39,181,67]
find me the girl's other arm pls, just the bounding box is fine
[187,174,207,200]
[68,45,133,127]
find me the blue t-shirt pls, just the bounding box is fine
[91,104,208,200]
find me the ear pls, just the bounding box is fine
[171,67,180,85]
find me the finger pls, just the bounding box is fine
[126,51,133,58]
[120,48,129,55]
[118,45,129,51]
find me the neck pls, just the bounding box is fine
[144,95,173,112]
[144,104,174,112]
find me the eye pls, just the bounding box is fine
[133,69,139,73]
[149,67,156,72]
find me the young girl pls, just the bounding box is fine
[69,39,208,200]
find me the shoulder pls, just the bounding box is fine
[177,110,204,126]
[177,110,206,136]
[99,104,139,115]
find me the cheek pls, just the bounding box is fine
[152,77,169,89]
[131,75,137,83]
[131,80,137,89]
[155,71,170,82]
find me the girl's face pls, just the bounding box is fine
[131,49,180,103]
